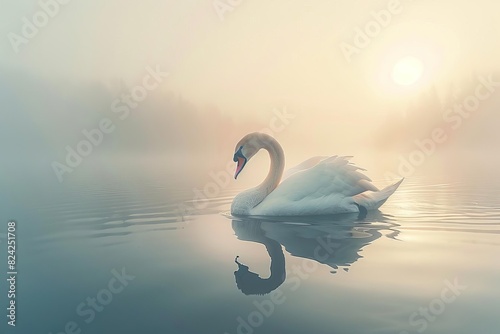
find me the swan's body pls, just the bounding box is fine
[231,132,403,216]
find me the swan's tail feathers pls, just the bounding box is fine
[353,178,404,211]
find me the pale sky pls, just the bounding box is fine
[1,0,499,171]
[2,1,499,103]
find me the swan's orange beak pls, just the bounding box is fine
[235,156,246,179]
[233,145,247,179]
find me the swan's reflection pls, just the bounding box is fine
[231,211,399,295]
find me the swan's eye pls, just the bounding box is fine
[233,146,244,162]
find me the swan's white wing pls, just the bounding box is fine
[251,156,379,216]
[282,156,328,180]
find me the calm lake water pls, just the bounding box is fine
[1,163,500,334]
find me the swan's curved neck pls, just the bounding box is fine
[231,134,285,215]
[257,136,285,198]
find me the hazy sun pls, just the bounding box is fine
[392,56,424,86]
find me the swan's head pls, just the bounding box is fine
[233,133,262,179]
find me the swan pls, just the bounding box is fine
[230,132,403,216]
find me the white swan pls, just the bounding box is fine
[231,132,403,216]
